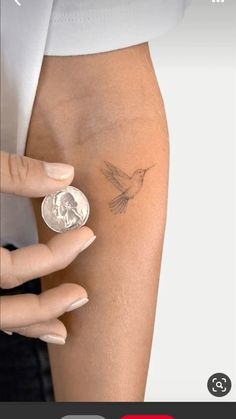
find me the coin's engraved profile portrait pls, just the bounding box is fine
[41,186,90,233]
[52,191,84,229]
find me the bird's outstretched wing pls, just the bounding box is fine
[101,161,130,192]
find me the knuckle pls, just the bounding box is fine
[45,242,69,271]
[0,248,16,289]
[26,294,46,323]
[8,153,30,189]
[37,294,55,322]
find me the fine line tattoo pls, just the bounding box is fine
[101,161,155,214]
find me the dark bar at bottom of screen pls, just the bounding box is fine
[0,402,235,419]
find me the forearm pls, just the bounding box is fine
[25,43,169,401]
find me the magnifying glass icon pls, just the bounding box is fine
[216,381,223,389]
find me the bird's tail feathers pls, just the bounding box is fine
[109,193,128,214]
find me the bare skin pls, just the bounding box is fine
[25,43,169,401]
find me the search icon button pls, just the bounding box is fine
[207,373,231,397]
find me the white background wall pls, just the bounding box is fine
[145,0,235,401]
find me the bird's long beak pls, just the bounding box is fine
[144,164,155,173]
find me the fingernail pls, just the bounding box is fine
[39,334,66,345]
[66,297,89,312]
[44,162,74,180]
[79,235,96,253]
[3,331,13,336]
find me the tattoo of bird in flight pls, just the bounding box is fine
[101,161,155,214]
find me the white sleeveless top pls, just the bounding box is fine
[0,0,190,248]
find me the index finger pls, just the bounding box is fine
[0,151,74,196]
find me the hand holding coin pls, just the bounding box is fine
[0,151,95,344]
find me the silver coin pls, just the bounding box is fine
[41,186,90,233]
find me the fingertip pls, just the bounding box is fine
[66,296,89,312]
[79,235,96,253]
[51,226,96,260]
[12,318,68,341]
[39,334,66,345]
[43,162,74,181]
[70,225,95,238]
[58,283,88,302]
[71,226,96,250]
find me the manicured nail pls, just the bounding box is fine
[66,297,89,312]
[39,334,66,345]
[3,331,13,336]
[44,162,74,180]
[79,235,96,253]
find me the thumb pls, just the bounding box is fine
[0,151,75,197]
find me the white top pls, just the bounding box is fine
[0,0,190,248]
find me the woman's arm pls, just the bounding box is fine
[25,43,169,401]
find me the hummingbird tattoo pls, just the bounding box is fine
[101,161,155,214]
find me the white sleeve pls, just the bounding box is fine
[44,0,191,56]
